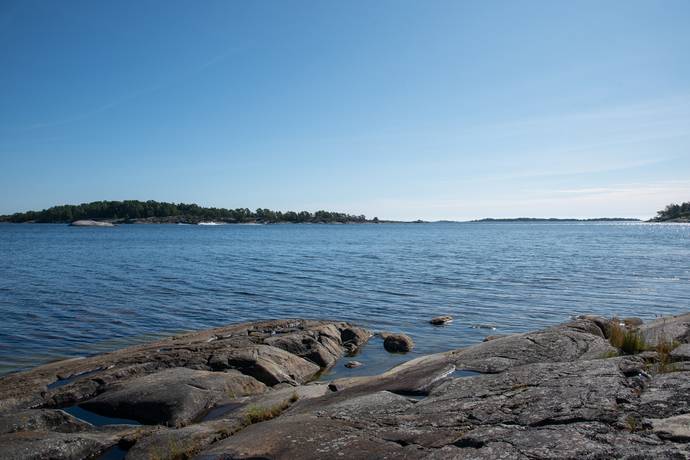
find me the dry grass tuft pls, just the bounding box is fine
[608,322,646,355]
[650,337,680,374]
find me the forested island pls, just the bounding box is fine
[0,200,379,224]
[651,201,690,222]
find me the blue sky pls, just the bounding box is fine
[1,0,689,220]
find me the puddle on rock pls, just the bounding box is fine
[453,369,481,378]
[318,336,413,382]
[63,405,141,426]
[199,402,244,422]
[47,368,103,390]
[96,445,128,460]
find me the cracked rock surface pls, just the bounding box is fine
[1,314,689,459]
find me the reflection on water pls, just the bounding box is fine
[62,405,141,426]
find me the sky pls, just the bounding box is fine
[1,0,689,220]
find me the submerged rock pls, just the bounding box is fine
[430,315,453,325]
[482,334,508,342]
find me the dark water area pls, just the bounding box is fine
[0,222,689,376]
[62,405,140,426]
[96,446,128,460]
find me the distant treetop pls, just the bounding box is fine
[0,200,371,224]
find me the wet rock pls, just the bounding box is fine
[81,367,265,427]
[328,358,454,395]
[382,333,414,353]
[482,334,508,342]
[430,315,453,325]
[345,361,363,368]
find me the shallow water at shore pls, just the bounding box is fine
[1,222,689,375]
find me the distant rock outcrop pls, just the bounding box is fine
[69,220,115,227]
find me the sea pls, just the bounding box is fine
[1,222,688,377]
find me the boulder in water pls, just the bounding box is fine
[430,315,453,325]
[382,333,414,353]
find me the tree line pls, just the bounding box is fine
[653,201,690,221]
[0,200,374,224]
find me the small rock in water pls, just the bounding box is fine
[430,315,453,325]
[471,324,497,330]
[345,361,363,368]
[483,334,508,342]
[382,333,414,353]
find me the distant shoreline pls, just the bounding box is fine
[468,217,641,223]
[5,199,689,225]
[2,218,672,226]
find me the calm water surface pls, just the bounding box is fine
[0,222,689,376]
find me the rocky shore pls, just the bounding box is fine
[1,314,689,459]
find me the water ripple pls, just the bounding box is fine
[0,222,689,375]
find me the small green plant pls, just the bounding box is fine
[625,415,639,433]
[242,397,295,426]
[620,330,646,355]
[148,438,189,460]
